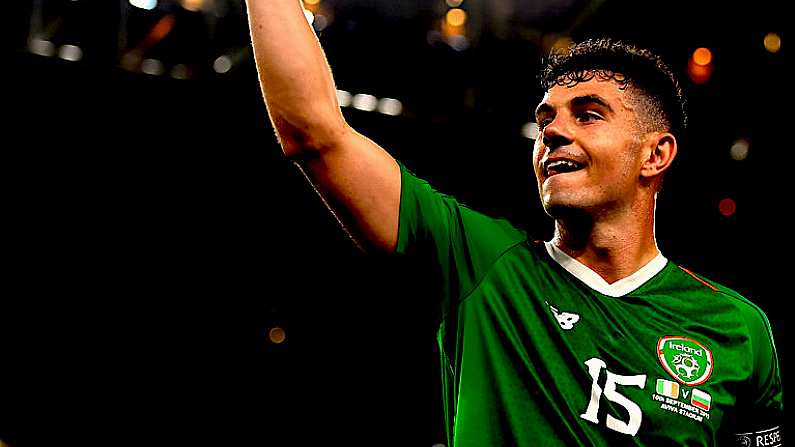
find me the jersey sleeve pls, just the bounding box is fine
[728,306,784,446]
[394,162,527,311]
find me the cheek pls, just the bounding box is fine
[531,145,542,172]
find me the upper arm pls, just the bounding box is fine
[301,125,402,253]
[723,304,784,445]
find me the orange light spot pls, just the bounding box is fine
[764,33,781,53]
[692,47,712,66]
[142,14,175,49]
[687,58,714,84]
[269,327,286,344]
[446,8,467,27]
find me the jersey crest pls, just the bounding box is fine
[657,336,713,386]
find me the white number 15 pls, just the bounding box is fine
[579,357,646,436]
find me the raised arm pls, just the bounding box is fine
[245,0,401,252]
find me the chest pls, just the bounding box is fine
[451,269,752,442]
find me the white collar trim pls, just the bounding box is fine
[544,241,667,297]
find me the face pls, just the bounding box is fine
[532,78,650,219]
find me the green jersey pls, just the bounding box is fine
[394,163,783,446]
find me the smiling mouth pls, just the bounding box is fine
[544,159,584,177]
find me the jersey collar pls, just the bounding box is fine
[544,241,668,297]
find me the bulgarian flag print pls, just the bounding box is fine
[691,388,712,411]
[656,379,679,398]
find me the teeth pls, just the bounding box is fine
[546,160,580,172]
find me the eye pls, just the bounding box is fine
[537,117,553,130]
[577,111,603,123]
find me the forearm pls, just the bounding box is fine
[245,0,347,155]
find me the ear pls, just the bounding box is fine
[640,132,677,180]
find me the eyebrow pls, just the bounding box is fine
[535,94,615,120]
[571,94,614,113]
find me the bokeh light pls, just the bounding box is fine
[692,47,712,66]
[446,8,467,27]
[269,327,286,344]
[719,198,737,217]
[764,32,781,53]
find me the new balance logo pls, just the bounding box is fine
[547,301,581,330]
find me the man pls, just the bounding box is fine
[245,1,783,445]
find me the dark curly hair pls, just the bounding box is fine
[539,38,687,140]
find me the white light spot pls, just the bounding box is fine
[213,55,232,74]
[445,0,462,7]
[141,58,163,75]
[170,64,189,79]
[522,122,539,140]
[313,14,329,31]
[29,38,55,57]
[377,98,403,116]
[447,35,469,51]
[304,9,314,25]
[58,44,83,62]
[130,0,157,10]
[336,89,352,107]
[730,138,750,161]
[352,94,378,112]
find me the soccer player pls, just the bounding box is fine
[245,1,784,445]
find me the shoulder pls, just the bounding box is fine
[398,160,528,245]
[671,263,772,333]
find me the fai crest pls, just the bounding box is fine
[657,336,713,386]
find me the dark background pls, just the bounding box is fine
[2,1,788,446]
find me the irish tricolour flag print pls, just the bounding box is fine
[691,388,712,411]
[656,379,679,398]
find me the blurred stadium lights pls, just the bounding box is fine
[730,138,750,161]
[179,0,207,12]
[268,326,286,344]
[27,0,250,79]
[352,93,378,112]
[212,43,251,74]
[763,32,781,53]
[302,0,333,32]
[130,0,158,11]
[445,8,467,28]
[336,91,403,117]
[437,0,471,51]
[719,198,737,217]
[377,98,403,116]
[521,122,539,140]
[58,43,83,62]
[28,0,91,61]
[336,89,352,107]
[692,47,712,66]
[141,57,164,75]
[687,47,714,84]
[28,37,56,57]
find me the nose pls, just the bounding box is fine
[541,116,573,150]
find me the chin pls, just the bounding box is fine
[543,199,576,217]
[542,196,592,220]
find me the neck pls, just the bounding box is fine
[551,197,659,284]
